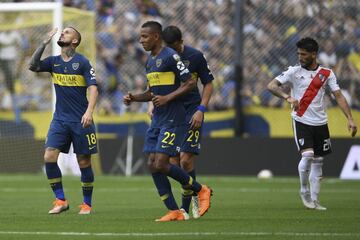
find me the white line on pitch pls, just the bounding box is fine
[0,187,357,193]
[0,231,358,237]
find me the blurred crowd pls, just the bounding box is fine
[241,0,360,110]
[0,0,359,115]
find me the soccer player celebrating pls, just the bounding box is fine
[160,25,214,219]
[123,21,212,222]
[267,37,357,210]
[29,27,98,214]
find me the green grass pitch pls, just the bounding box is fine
[0,175,359,240]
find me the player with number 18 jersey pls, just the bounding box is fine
[38,53,98,154]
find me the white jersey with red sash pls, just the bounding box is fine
[275,65,340,126]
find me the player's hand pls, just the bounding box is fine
[286,97,299,111]
[147,102,154,120]
[190,110,204,130]
[152,95,169,107]
[81,110,93,128]
[348,119,357,137]
[123,92,133,106]
[43,28,58,45]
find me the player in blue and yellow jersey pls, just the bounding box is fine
[161,25,214,219]
[29,27,98,215]
[123,21,212,222]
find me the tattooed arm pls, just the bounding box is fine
[29,28,57,72]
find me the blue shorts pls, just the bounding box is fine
[144,124,187,157]
[180,123,202,155]
[45,120,98,155]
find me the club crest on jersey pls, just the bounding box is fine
[299,138,304,146]
[156,59,162,68]
[72,62,79,70]
[319,73,325,82]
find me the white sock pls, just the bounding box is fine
[310,157,323,201]
[298,151,314,194]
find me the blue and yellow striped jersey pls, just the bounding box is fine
[180,45,214,110]
[145,47,191,126]
[38,53,97,122]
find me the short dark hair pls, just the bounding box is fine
[162,26,182,44]
[296,37,319,53]
[141,21,162,34]
[68,26,81,47]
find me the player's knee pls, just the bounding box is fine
[147,160,155,172]
[169,156,180,166]
[78,160,91,168]
[44,150,58,163]
[77,155,91,168]
[147,155,156,172]
[180,159,193,172]
[153,161,168,173]
[313,156,324,165]
[147,160,164,172]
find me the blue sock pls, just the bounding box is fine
[188,169,196,181]
[181,170,196,212]
[151,172,178,210]
[168,164,202,192]
[45,162,65,200]
[80,166,94,206]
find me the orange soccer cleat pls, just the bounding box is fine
[78,203,92,215]
[48,199,69,214]
[155,210,186,222]
[197,185,213,217]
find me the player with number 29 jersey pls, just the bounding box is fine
[177,45,214,154]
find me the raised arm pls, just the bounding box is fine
[332,90,357,137]
[29,28,57,72]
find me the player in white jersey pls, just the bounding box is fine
[267,37,357,210]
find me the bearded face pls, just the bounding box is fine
[57,36,71,47]
[57,28,78,47]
